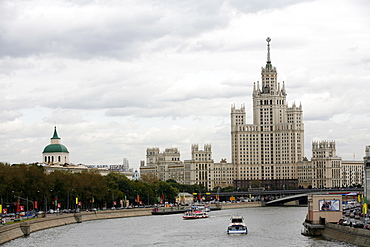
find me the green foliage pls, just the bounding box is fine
[0,165,188,209]
[219,186,236,192]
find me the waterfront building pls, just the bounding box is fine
[213,158,235,189]
[341,160,364,187]
[311,141,342,188]
[183,144,214,190]
[42,126,70,165]
[140,144,233,190]
[297,158,312,188]
[298,140,364,189]
[140,147,184,183]
[139,38,364,191]
[230,37,304,188]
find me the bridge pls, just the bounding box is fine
[207,188,362,206]
[265,193,308,206]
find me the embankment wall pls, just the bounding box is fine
[0,208,151,245]
[219,202,261,209]
[323,223,370,247]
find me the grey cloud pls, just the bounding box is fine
[0,0,308,60]
[0,110,23,122]
[0,1,232,60]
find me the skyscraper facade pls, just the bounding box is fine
[231,38,304,188]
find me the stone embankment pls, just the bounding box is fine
[219,201,261,209]
[323,223,370,247]
[0,202,261,244]
[0,208,152,245]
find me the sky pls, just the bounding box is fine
[1,0,369,170]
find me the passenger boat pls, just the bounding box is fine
[227,216,248,234]
[182,209,209,219]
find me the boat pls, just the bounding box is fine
[182,208,209,220]
[151,205,188,215]
[227,216,248,234]
[195,205,211,212]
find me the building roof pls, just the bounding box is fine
[43,144,69,153]
[51,126,60,139]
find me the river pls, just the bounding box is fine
[3,206,355,246]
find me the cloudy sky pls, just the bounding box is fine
[1,0,369,170]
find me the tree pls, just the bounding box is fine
[140,173,159,184]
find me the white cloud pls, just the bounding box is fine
[0,0,369,169]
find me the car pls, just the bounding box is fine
[342,220,351,226]
[338,218,347,225]
[353,222,364,228]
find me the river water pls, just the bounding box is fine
[3,206,355,247]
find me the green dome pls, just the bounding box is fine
[43,144,69,153]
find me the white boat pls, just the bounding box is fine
[182,209,209,220]
[227,216,248,234]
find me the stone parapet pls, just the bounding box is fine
[219,202,261,209]
[323,223,370,247]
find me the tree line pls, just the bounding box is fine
[0,163,207,212]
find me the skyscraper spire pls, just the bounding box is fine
[265,37,272,70]
[266,37,271,63]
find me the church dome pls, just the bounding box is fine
[43,144,69,153]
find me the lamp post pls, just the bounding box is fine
[147,190,150,206]
[0,194,3,223]
[67,190,70,212]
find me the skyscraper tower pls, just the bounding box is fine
[231,38,304,185]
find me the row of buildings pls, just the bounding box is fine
[140,38,366,191]
[140,141,365,191]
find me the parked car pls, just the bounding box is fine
[353,222,364,228]
[342,220,351,226]
[338,218,346,225]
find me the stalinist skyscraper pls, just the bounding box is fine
[231,38,304,189]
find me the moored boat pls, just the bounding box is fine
[227,216,248,234]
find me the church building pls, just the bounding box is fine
[42,126,70,165]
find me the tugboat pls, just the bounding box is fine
[227,216,248,234]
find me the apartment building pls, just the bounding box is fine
[231,37,304,187]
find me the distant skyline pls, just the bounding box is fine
[1,0,369,170]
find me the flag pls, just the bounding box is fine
[363,203,368,214]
